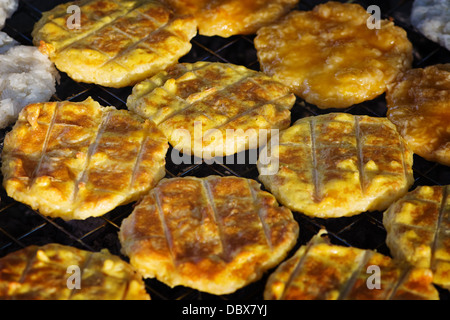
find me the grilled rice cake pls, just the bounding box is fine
[119,175,299,295]
[31,0,197,88]
[264,230,439,300]
[0,243,150,300]
[1,97,168,220]
[386,64,450,166]
[0,0,18,29]
[127,61,295,159]
[383,185,450,290]
[257,113,414,218]
[254,1,413,109]
[161,0,299,37]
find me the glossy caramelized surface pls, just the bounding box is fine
[162,0,299,37]
[257,113,414,218]
[386,64,450,166]
[127,61,295,159]
[31,0,197,87]
[264,230,439,300]
[0,243,150,300]
[384,185,450,290]
[255,1,413,109]
[1,97,168,220]
[119,175,299,295]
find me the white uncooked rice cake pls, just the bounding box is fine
[0,32,58,128]
[411,0,450,51]
[0,0,18,29]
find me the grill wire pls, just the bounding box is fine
[0,0,449,300]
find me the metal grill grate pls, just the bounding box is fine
[0,0,449,300]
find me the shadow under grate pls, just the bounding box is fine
[0,0,449,300]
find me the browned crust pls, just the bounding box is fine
[32,0,198,87]
[383,185,450,290]
[264,230,439,300]
[257,113,414,218]
[118,175,299,295]
[0,243,150,300]
[386,64,450,166]
[127,61,295,159]
[255,1,413,108]
[1,97,169,220]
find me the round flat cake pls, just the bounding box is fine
[257,113,414,218]
[254,1,413,109]
[32,0,197,88]
[1,97,169,220]
[118,175,299,295]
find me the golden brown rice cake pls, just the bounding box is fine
[0,243,150,300]
[127,61,295,159]
[264,230,439,300]
[1,97,168,220]
[254,1,413,109]
[161,0,299,37]
[257,113,414,218]
[32,0,197,88]
[118,175,299,295]
[383,185,450,290]
[386,64,450,166]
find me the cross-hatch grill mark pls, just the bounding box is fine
[152,178,276,267]
[97,10,180,70]
[156,66,251,125]
[431,185,449,272]
[279,237,316,300]
[386,264,414,300]
[309,118,320,203]
[154,187,176,268]
[29,102,59,188]
[157,65,291,132]
[201,178,228,262]
[52,1,139,53]
[247,179,273,250]
[71,109,112,204]
[212,92,292,133]
[337,249,373,300]
[51,1,186,75]
[355,116,365,196]
[129,131,148,193]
